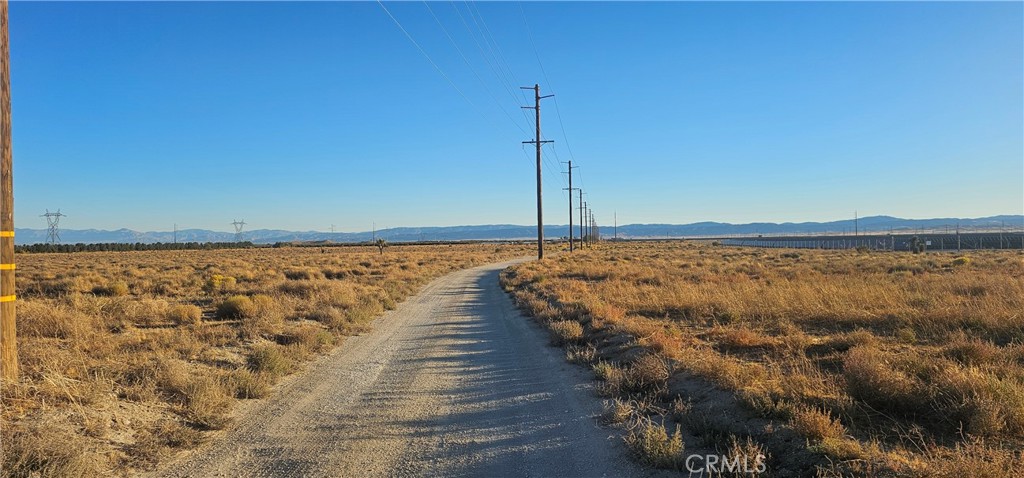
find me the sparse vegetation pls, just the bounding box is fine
[3,243,530,476]
[502,242,1024,476]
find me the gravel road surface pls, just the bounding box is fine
[151,259,649,478]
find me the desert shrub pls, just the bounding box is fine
[248,345,292,378]
[626,354,672,394]
[896,327,917,344]
[239,294,285,338]
[593,361,621,382]
[347,299,384,324]
[951,256,972,267]
[548,320,584,345]
[625,417,685,470]
[92,280,129,296]
[600,354,672,397]
[943,335,1000,366]
[716,327,774,349]
[18,300,96,339]
[216,295,255,320]
[228,368,271,399]
[922,438,1024,477]
[284,268,322,281]
[930,364,1024,437]
[293,326,336,352]
[604,398,634,424]
[0,423,101,477]
[181,375,232,429]
[127,419,205,465]
[565,343,597,364]
[167,304,203,325]
[843,347,918,414]
[277,280,322,297]
[791,407,846,441]
[307,306,347,330]
[204,274,236,293]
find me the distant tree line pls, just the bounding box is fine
[15,241,257,253]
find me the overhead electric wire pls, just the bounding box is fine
[518,1,584,193]
[380,1,568,199]
[451,2,530,122]
[423,1,530,137]
[455,1,567,193]
[376,0,480,110]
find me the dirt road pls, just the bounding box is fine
[152,260,647,478]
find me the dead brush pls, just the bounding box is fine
[842,346,919,414]
[504,244,1024,472]
[248,344,293,378]
[548,319,584,345]
[166,304,202,325]
[127,419,205,466]
[180,374,233,429]
[1,421,103,477]
[791,406,847,442]
[565,343,597,364]
[2,243,599,474]
[603,398,635,424]
[624,416,685,470]
[597,354,672,398]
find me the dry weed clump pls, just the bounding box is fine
[548,320,584,345]
[6,243,531,475]
[502,242,1024,475]
[624,417,685,470]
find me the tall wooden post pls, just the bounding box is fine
[1,0,17,380]
[521,84,552,260]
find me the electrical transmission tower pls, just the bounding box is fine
[231,219,246,242]
[41,209,65,244]
[521,83,553,260]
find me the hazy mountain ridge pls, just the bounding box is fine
[12,215,1022,245]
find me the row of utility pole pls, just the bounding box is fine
[523,83,600,260]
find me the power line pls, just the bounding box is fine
[382,1,545,189]
[423,1,529,137]
[450,1,529,123]
[377,1,479,110]
[518,2,578,192]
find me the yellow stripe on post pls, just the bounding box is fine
[0,231,12,237]
[0,263,12,270]
[0,295,15,303]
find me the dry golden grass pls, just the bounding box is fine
[2,243,530,476]
[502,242,1024,476]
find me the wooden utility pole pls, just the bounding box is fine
[578,190,585,250]
[562,160,577,252]
[590,210,596,243]
[1,0,16,380]
[521,84,553,260]
[582,201,588,247]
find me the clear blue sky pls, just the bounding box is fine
[9,1,1023,232]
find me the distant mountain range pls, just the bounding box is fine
[12,215,1022,245]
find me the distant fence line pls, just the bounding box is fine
[720,232,1024,251]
